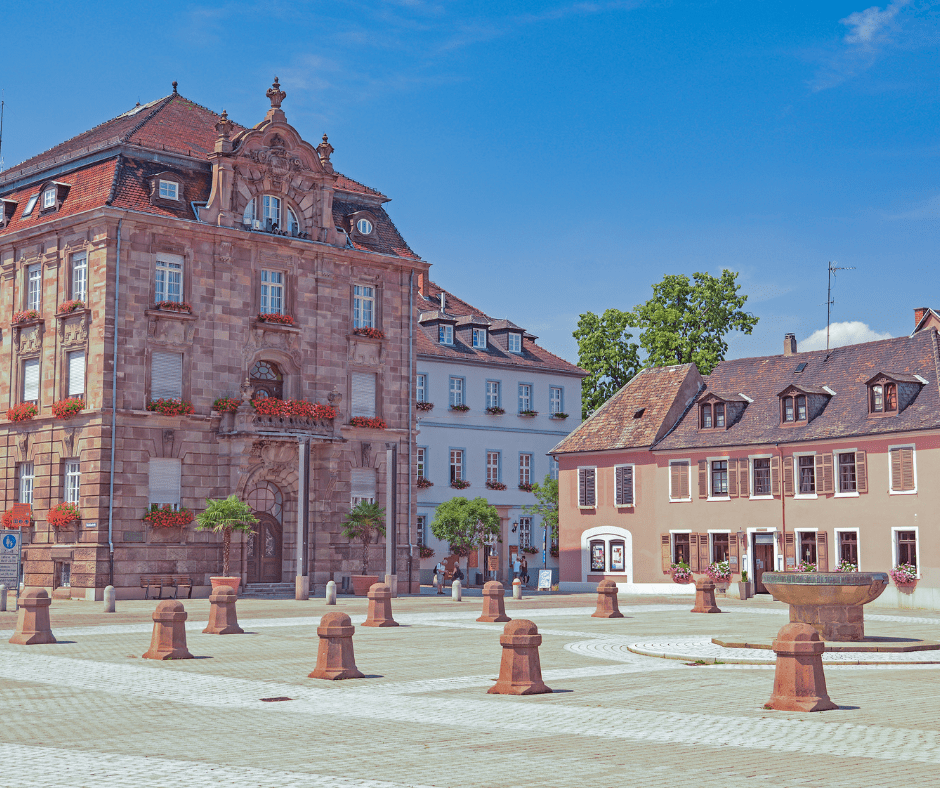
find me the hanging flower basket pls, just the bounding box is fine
[418,545,435,559]
[450,479,471,489]
[58,299,86,314]
[2,510,32,529]
[485,481,507,491]
[12,310,41,325]
[251,398,336,419]
[891,563,918,586]
[349,416,387,429]
[670,563,694,584]
[518,482,533,493]
[142,504,195,528]
[834,560,859,573]
[48,502,81,528]
[705,561,732,583]
[154,301,193,314]
[212,396,241,414]
[416,477,434,489]
[257,313,295,326]
[450,404,470,412]
[51,397,85,419]
[353,327,385,340]
[147,398,195,416]
[416,401,434,412]
[486,406,505,415]
[7,403,38,422]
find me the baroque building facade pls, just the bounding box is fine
[0,80,426,598]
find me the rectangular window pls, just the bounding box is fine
[518,384,532,412]
[148,458,182,508]
[890,446,916,492]
[519,517,532,549]
[711,533,730,563]
[896,530,917,569]
[549,387,563,415]
[449,450,464,482]
[56,562,71,589]
[18,462,34,505]
[508,333,521,353]
[838,452,857,493]
[150,352,183,401]
[22,358,40,403]
[262,195,281,228]
[799,531,817,565]
[159,180,179,200]
[416,447,426,480]
[669,461,690,501]
[796,395,807,421]
[350,468,377,506]
[416,374,427,403]
[260,269,285,315]
[154,255,183,304]
[439,324,453,345]
[472,328,487,349]
[486,451,500,484]
[783,398,794,422]
[838,531,858,566]
[752,458,771,496]
[590,539,606,571]
[416,515,427,547]
[71,252,87,302]
[797,455,815,495]
[66,350,86,398]
[672,533,691,565]
[351,372,377,418]
[449,377,464,407]
[615,464,634,506]
[610,540,625,571]
[353,285,375,329]
[578,467,596,507]
[549,457,559,481]
[701,405,712,429]
[26,263,41,311]
[715,403,725,427]
[519,454,532,487]
[43,188,56,209]
[485,380,500,410]
[64,460,81,505]
[711,460,728,497]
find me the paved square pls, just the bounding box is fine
[2,590,940,787]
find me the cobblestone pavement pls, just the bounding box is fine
[3,591,940,787]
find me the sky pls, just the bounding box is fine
[2,1,939,365]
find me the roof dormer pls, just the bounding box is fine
[36,181,71,214]
[865,372,925,417]
[418,308,458,346]
[778,384,832,426]
[345,210,378,242]
[698,392,749,430]
[147,171,185,208]
[0,198,16,229]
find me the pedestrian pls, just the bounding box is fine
[512,553,521,580]
[520,555,529,586]
[452,564,464,586]
[434,561,445,594]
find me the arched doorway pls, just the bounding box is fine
[250,360,284,399]
[246,482,284,583]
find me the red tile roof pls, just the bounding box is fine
[332,199,418,260]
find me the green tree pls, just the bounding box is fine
[631,270,758,373]
[573,308,641,418]
[430,497,500,556]
[522,474,558,541]
[340,500,386,575]
[195,495,259,577]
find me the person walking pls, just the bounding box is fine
[520,555,529,586]
[434,561,445,594]
[512,553,522,580]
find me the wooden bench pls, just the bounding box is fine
[140,575,193,600]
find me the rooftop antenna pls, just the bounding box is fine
[825,261,855,351]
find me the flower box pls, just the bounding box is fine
[212,396,241,414]
[153,300,193,314]
[486,407,505,415]
[891,563,918,586]
[51,397,85,419]
[58,300,86,314]
[834,561,859,573]
[485,481,507,491]
[522,546,539,555]
[7,403,38,422]
[518,483,534,493]
[257,313,295,326]
[796,561,817,573]
[418,545,435,559]
[250,398,336,419]
[48,502,81,528]
[450,479,471,489]
[147,398,195,416]
[353,327,386,340]
[705,561,731,584]
[143,504,195,528]
[416,477,434,489]
[450,404,470,412]
[350,416,387,429]
[12,310,41,325]
[670,563,693,584]
[416,401,434,412]
[518,410,539,417]
[550,412,569,420]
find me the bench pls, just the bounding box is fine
[140,575,193,600]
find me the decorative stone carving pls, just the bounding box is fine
[244,326,302,368]
[248,141,306,187]
[217,241,233,265]
[361,442,371,468]
[59,313,88,347]
[147,313,196,346]
[162,430,175,458]
[16,433,30,463]
[317,134,334,173]
[349,338,381,367]
[266,77,286,110]
[15,323,43,356]
[61,429,76,457]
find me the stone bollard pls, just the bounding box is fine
[512,578,522,600]
[363,583,399,627]
[103,585,116,614]
[9,588,56,645]
[452,579,462,602]
[477,580,511,623]
[325,580,337,605]
[691,577,722,614]
[203,585,244,635]
[592,579,624,618]
[143,600,194,660]
[764,623,838,712]
[309,612,365,680]
[0,584,7,612]
[488,619,552,695]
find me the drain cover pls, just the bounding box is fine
[260,697,293,702]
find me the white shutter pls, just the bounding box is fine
[351,372,376,417]
[351,468,376,504]
[67,351,85,397]
[148,458,181,506]
[23,359,40,402]
[151,352,183,400]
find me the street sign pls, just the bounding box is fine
[0,530,22,599]
[10,504,30,530]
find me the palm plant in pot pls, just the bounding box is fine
[341,500,386,595]
[195,495,258,595]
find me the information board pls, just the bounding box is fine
[537,569,553,590]
[0,530,22,596]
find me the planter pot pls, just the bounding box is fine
[210,576,242,595]
[714,580,731,594]
[895,581,918,596]
[737,581,753,600]
[351,575,379,596]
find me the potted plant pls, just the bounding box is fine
[795,560,817,573]
[522,546,539,555]
[549,412,569,420]
[485,406,505,415]
[891,563,918,588]
[341,500,386,595]
[418,545,435,559]
[12,309,41,325]
[257,312,295,326]
[416,477,434,489]
[58,299,86,314]
[51,397,85,420]
[518,482,533,492]
[518,409,538,417]
[834,560,859,572]
[705,560,732,592]
[349,416,387,429]
[147,398,195,416]
[143,504,195,528]
[154,300,193,314]
[416,401,434,412]
[485,481,507,491]
[48,502,81,528]
[353,327,385,339]
[7,403,38,422]
[450,478,471,489]
[450,404,470,413]
[669,562,693,584]
[738,570,753,600]
[195,495,259,595]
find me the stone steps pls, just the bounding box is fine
[240,583,295,599]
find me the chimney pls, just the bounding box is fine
[914,307,929,328]
[417,273,427,299]
[784,333,797,356]
[439,292,446,314]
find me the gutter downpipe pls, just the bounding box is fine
[407,269,414,594]
[107,218,123,587]
[777,442,786,573]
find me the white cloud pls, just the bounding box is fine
[800,321,893,352]
[841,1,909,45]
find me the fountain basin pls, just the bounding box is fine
[762,572,889,642]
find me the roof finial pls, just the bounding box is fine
[215,109,234,141]
[266,76,286,110]
[172,81,178,95]
[317,133,334,172]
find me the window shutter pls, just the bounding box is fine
[855,451,868,493]
[900,447,915,491]
[23,358,40,402]
[698,460,708,499]
[615,466,623,505]
[890,448,902,491]
[579,469,587,506]
[738,531,747,561]
[815,455,827,494]
[151,352,183,400]
[782,456,794,496]
[670,464,680,500]
[728,458,738,497]
[816,532,829,571]
[623,466,633,505]
[351,468,376,501]
[698,532,710,570]
[585,468,596,506]
[770,456,780,497]
[689,534,701,572]
[679,463,690,500]
[351,372,376,418]
[784,533,796,570]
[738,460,749,497]
[67,351,85,397]
[728,531,740,574]
[148,458,181,506]
[820,454,834,494]
[661,534,671,573]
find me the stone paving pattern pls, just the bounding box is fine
[3,591,940,786]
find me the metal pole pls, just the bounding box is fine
[385,447,394,580]
[295,438,310,600]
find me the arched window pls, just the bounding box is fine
[243,195,300,235]
[249,360,283,399]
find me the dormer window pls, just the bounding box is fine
[439,325,454,345]
[871,383,897,413]
[42,188,56,210]
[472,328,487,349]
[356,218,373,234]
[782,394,807,423]
[244,195,300,235]
[159,180,180,200]
[701,404,712,428]
[22,194,39,218]
[0,199,16,228]
[508,333,521,353]
[700,401,727,429]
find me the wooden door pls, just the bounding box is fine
[246,514,282,583]
[753,542,775,594]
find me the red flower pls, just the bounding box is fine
[51,398,85,419]
[58,300,86,314]
[12,310,41,325]
[7,403,38,422]
[250,398,336,419]
[147,398,195,416]
[353,327,386,340]
[142,505,195,528]
[350,416,387,429]
[48,503,81,528]
[257,313,296,325]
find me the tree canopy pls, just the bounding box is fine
[430,496,500,556]
[195,495,259,577]
[521,475,558,541]
[573,308,641,419]
[340,500,386,575]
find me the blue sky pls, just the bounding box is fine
[3,1,939,364]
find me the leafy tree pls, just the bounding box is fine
[573,308,641,418]
[522,474,558,541]
[341,500,386,575]
[430,497,500,556]
[195,495,259,577]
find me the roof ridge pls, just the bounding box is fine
[120,95,176,143]
[105,155,123,206]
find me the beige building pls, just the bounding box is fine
[0,80,427,598]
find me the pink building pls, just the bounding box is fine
[553,318,940,610]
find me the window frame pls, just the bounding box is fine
[549,457,559,481]
[670,530,692,565]
[21,357,41,405]
[519,516,532,549]
[834,527,860,569]
[707,457,730,501]
[614,463,635,507]
[749,455,773,499]
[66,348,86,398]
[519,453,532,487]
[549,386,563,415]
[472,328,487,349]
[439,324,453,345]
[708,530,731,564]
[42,187,57,210]
[518,382,532,413]
[416,373,427,403]
[485,380,501,410]
[448,376,465,407]
[449,448,465,483]
[70,251,88,303]
[486,451,501,484]
[159,179,180,201]
[353,284,376,329]
[835,450,859,497]
[260,268,286,315]
[18,462,35,505]
[416,514,427,547]
[416,447,427,480]
[577,466,597,509]
[700,403,712,429]
[64,459,81,505]
[154,254,184,305]
[888,443,917,495]
[669,459,692,502]
[794,452,817,499]
[26,263,42,311]
[892,527,919,577]
[148,457,182,509]
[508,332,522,353]
[794,527,818,566]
